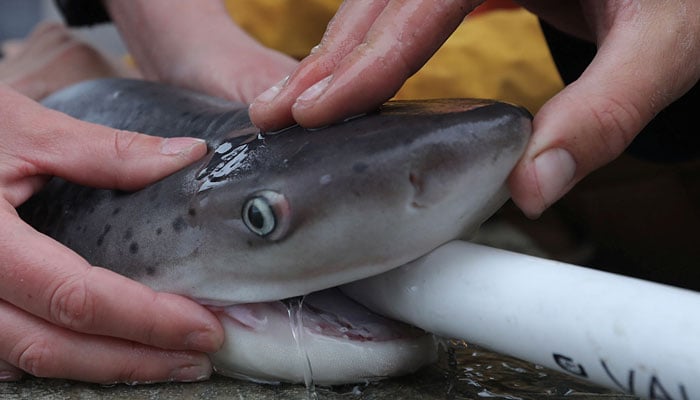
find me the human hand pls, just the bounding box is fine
[507,0,700,217]
[104,0,298,104]
[249,0,699,218]
[248,0,483,131]
[0,84,223,383]
[0,22,137,101]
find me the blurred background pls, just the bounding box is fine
[0,0,41,42]
[0,0,126,56]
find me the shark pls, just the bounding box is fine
[20,78,531,385]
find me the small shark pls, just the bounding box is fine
[20,78,531,384]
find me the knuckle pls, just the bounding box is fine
[112,129,141,162]
[60,41,106,66]
[142,315,158,347]
[38,22,71,41]
[587,95,642,159]
[112,342,162,384]
[14,338,56,378]
[118,356,149,384]
[48,273,97,331]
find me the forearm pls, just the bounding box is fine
[103,0,260,81]
[102,0,297,103]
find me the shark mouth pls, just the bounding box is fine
[206,288,439,385]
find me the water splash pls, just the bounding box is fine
[286,296,318,400]
[197,142,250,192]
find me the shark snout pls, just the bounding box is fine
[404,114,531,221]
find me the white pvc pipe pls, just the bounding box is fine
[342,241,700,399]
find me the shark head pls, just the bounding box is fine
[165,99,531,304]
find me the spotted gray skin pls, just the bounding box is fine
[21,78,531,306]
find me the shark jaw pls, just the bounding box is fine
[208,288,438,385]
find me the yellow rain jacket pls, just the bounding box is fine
[225,0,563,113]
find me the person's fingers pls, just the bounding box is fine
[23,21,68,43]
[0,23,69,62]
[0,300,212,383]
[509,1,700,218]
[0,85,207,206]
[291,0,480,128]
[0,212,223,354]
[249,0,391,130]
[250,0,482,131]
[23,22,74,52]
[0,359,24,382]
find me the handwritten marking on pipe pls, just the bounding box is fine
[553,353,689,399]
[552,353,588,377]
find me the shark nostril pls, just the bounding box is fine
[409,171,422,193]
[409,171,427,209]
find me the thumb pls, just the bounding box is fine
[2,85,207,195]
[509,2,700,218]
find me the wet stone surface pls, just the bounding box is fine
[2,342,638,400]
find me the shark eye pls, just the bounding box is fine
[242,190,290,239]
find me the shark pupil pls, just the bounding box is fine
[248,204,265,229]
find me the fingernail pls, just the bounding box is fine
[309,44,322,55]
[185,328,223,353]
[254,76,288,104]
[296,75,332,104]
[0,370,22,381]
[169,361,212,382]
[533,148,576,208]
[160,138,206,156]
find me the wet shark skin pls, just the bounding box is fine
[22,78,531,305]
